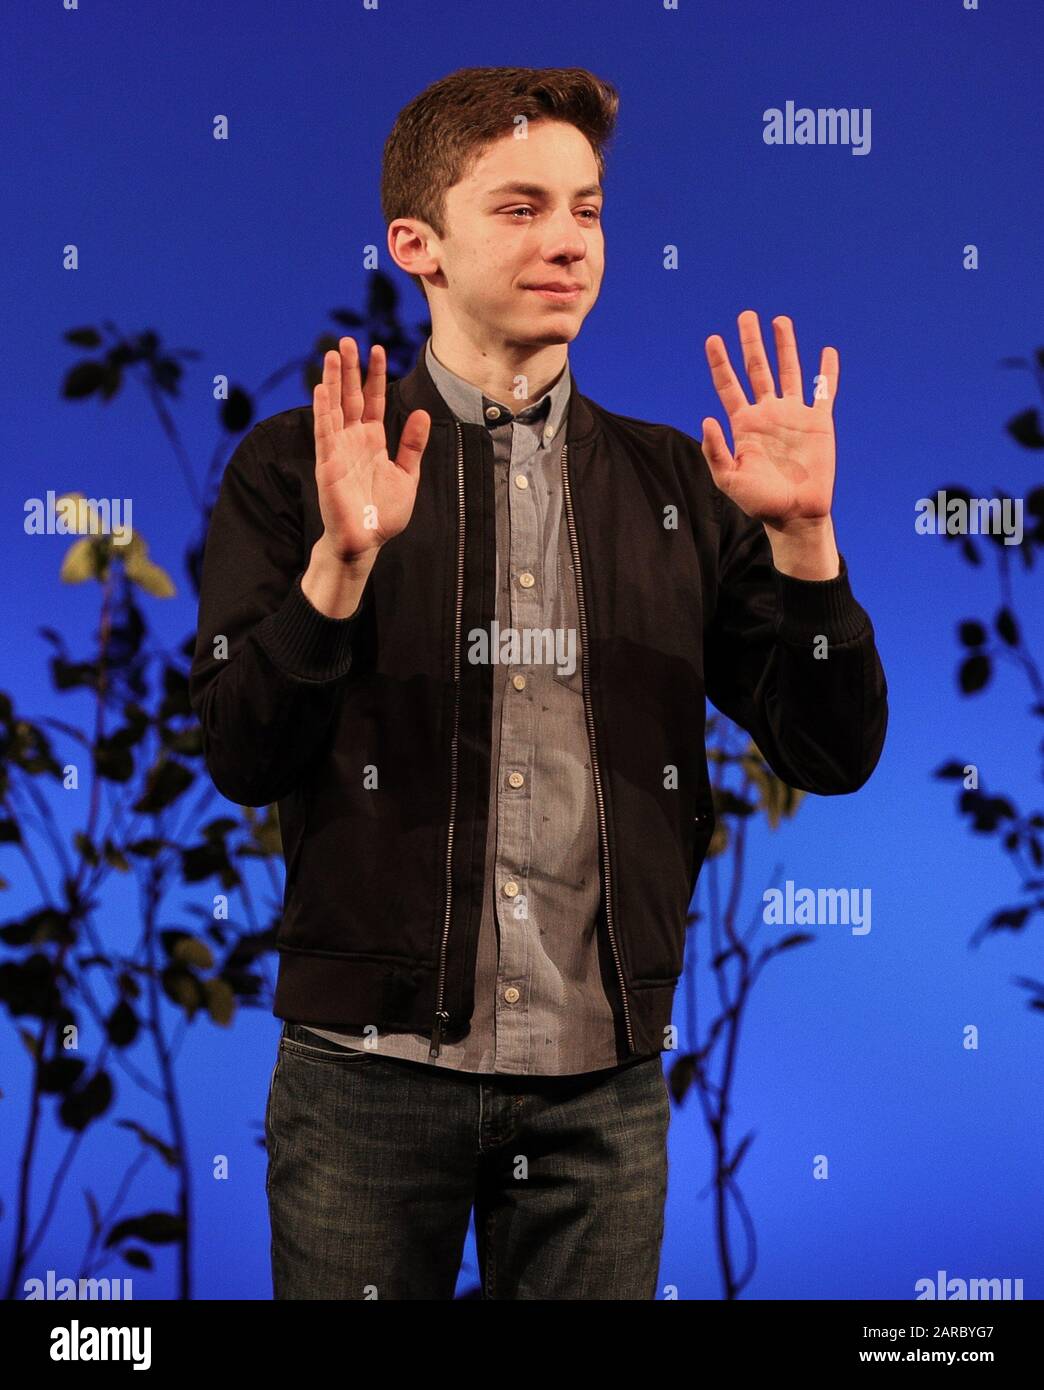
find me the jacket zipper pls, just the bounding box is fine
[560,442,635,1055]
[429,423,466,1059]
[429,427,635,1059]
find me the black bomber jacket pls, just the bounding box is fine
[188,344,888,1064]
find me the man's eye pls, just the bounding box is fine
[503,207,601,222]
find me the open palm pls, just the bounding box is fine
[313,337,431,562]
[701,311,838,527]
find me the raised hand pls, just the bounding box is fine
[312,337,431,562]
[701,311,838,529]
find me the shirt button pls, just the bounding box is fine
[503,880,520,898]
[512,674,526,690]
[485,405,503,421]
[508,771,524,788]
[543,424,555,440]
[518,571,535,588]
[514,473,529,490]
[503,987,520,1004]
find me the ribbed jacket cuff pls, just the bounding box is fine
[254,573,357,681]
[772,553,868,645]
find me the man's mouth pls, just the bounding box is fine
[525,285,582,304]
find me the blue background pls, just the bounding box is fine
[2,0,1041,1299]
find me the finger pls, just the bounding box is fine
[704,334,750,417]
[321,349,343,433]
[737,309,776,401]
[313,381,338,468]
[813,345,840,414]
[772,315,803,399]
[394,409,431,480]
[362,343,387,425]
[339,336,364,426]
[699,416,735,482]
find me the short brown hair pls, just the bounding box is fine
[381,66,619,300]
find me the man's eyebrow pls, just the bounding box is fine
[484,181,604,199]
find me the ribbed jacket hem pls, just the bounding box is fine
[773,552,868,645]
[253,572,357,681]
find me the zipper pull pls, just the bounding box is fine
[429,1010,450,1060]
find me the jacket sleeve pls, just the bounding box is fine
[703,488,888,794]
[188,421,363,807]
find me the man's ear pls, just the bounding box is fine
[387,217,440,282]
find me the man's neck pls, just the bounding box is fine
[428,326,569,407]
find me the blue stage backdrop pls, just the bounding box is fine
[1,0,1041,1300]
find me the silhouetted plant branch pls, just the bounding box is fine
[1,273,430,1299]
[933,342,1044,1014]
[668,710,809,1299]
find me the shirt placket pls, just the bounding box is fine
[490,405,548,1073]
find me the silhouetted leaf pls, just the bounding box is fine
[666,1052,697,1103]
[161,964,206,1015]
[367,271,398,318]
[116,1119,179,1168]
[986,906,1030,933]
[958,620,986,647]
[933,761,967,780]
[62,362,108,398]
[64,327,102,348]
[38,1056,86,1093]
[959,653,991,694]
[995,608,1019,646]
[105,998,139,1047]
[105,1212,185,1248]
[958,789,1017,831]
[714,788,756,817]
[1005,408,1044,449]
[220,386,253,433]
[205,976,235,1025]
[172,936,213,969]
[133,758,193,813]
[94,737,135,782]
[59,1069,113,1131]
[126,837,166,858]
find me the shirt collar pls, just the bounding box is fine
[423,335,571,446]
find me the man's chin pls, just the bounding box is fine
[509,309,586,346]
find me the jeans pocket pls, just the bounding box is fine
[263,1045,283,1198]
[279,1022,376,1065]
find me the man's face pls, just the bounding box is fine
[425,119,605,346]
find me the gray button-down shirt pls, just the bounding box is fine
[302,336,621,1074]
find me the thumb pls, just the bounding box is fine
[699,417,734,485]
[395,409,431,480]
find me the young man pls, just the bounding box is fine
[189,66,887,1300]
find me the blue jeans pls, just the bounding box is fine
[264,1021,670,1299]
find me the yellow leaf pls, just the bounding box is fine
[173,937,214,970]
[60,537,98,584]
[205,977,236,1026]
